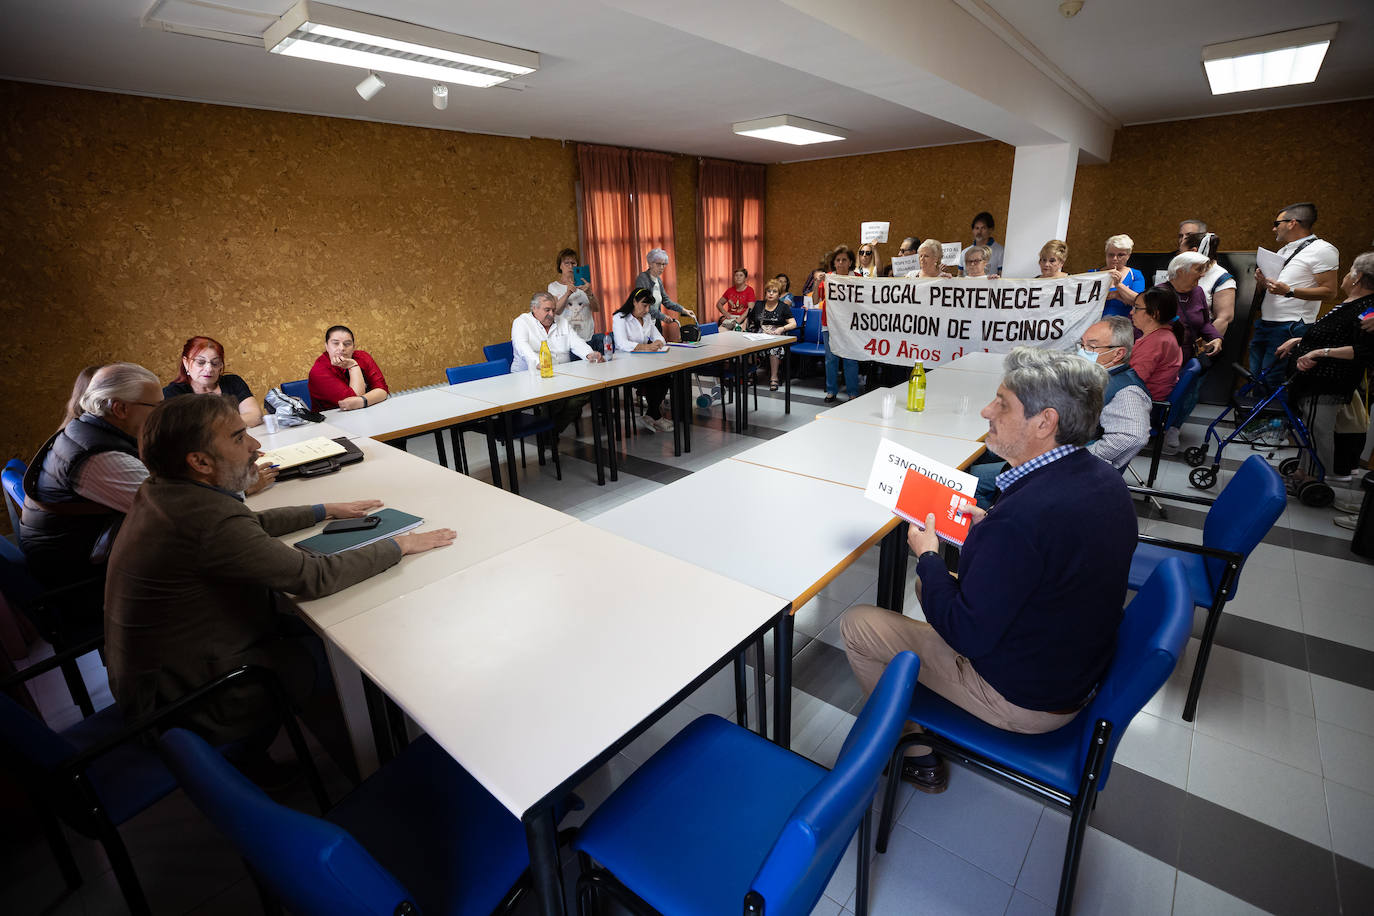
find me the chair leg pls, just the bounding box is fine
[58,657,95,718]
[876,733,920,854]
[99,818,151,916]
[1182,600,1227,722]
[854,808,874,916]
[38,805,81,890]
[552,432,563,481]
[1056,720,1112,916]
[520,437,527,468]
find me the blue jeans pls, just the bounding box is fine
[1249,320,1305,387]
[822,330,860,397]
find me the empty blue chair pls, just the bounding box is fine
[1141,357,1203,489]
[697,321,719,335]
[574,651,919,916]
[446,359,560,481]
[281,378,312,410]
[160,727,553,916]
[790,307,825,378]
[1128,454,1285,721]
[483,340,515,372]
[875,559,1193,916]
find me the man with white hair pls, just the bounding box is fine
[510,290,602,433]
[20,362,163,585]
[842,347,1137,793]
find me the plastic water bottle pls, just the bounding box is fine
[1266,418,1284,446]
[906,361,927,412]
[603,335,614,361]
[539,340,554,378]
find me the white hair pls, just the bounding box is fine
[646,248,669,266]
[917,238,943,259]
[1168,252,1210,281]
[1104,234,1134,252]
[530,291,555,312]
[79,363,159,417]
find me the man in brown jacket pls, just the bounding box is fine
[104,393,454,767]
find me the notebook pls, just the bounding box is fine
[258,437,346,470]
[294,508,423,556]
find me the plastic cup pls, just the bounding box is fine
[881,394,895,418]
[263,414,280,434]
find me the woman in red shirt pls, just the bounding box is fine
[716,267,756,331]
[308,325,390,411]
[1129,288,1184,401]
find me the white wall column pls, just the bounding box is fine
[1002,143,1078,278]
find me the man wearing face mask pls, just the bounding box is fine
[1079,316,1152,469]
[104,394,455,772]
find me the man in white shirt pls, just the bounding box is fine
[1251,202,1339,382]
[959,211,1005,277]
[510,291,602,433]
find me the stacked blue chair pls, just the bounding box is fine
[447,359,560,481]
[573,651,920,916]
[874,558,1193,916]
[483,340,515,372]
[1127,453,1285,721]
[280,378,312,410]
[160,726,565,916]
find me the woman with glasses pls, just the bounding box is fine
[1099,234,1145,318]
[962,245,994,278]
[715,267,756,331]
[163,335,262,427]
[1128,287,1184,400]
[857,244,882,277]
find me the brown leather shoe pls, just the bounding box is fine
[901,754,949,794]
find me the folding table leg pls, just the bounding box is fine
[733,652,748,727]
[484,417,503,489]
[589,388,606,486]
[432,430,448,468]
[753,635,768,738]
[876,522,909,613]
[772,613,793,748]
[523,809,566,916]
[502,412,520,495]
[678,370,692,453]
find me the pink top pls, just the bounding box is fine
[1130,328,1183,400]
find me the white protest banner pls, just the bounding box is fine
[824,272,1111,367]
[941,242,962,266]
[889,254,919,276]
[861,221,890,244]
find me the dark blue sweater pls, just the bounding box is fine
[916,448,1138,710]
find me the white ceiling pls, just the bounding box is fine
[1,0,1369,164]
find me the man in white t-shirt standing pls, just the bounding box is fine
[511,291,602,434]
[1251,202,1339,382]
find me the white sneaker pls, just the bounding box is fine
[1333,514,1358,531]
[652,417,675,432]
[635,414,657,434]
[1161,428,1181,455]
[1334,497,1363,513]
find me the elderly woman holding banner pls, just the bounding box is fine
[962,245,994,278]
[1100,235,1146,318]
[1038,240,1070,279]
[905,239,953,279]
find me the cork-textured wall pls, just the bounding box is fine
[765,142,1017,284]
[1068,99,1374,273]
[0,81,708,470]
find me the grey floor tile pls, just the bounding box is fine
[867,823,1014,916]
[1017,813,1175,916]
[896,767,1042,885]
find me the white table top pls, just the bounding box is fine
[941,351,1006,374]
[247,437,575,629]
[551,350,698,385]
[325,522,788,818]
[816,372,1001,441]
[730,420,985,489]
[253,420,355,451]
[443,369,604,411]
[592,459,897,609]
[323,389,500,441]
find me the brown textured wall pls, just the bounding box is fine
[1069,99,1374,271]
[765,142,1016,283]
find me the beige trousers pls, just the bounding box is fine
[841,604,1078,757]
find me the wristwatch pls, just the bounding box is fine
[917,550,941,564]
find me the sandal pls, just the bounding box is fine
[769,380,779,391]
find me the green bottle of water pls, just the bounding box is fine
[906,360,926,412]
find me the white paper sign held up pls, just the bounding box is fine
[861,221,890,244]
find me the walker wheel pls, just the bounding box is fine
[1183,446,1207,467]
[1189,466,1218,490]
[1298,480,1334,508]
[1278,457,1301,477]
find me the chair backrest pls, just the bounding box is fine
[1201,454,1286,593]
[802,309,823,345]
[483,341,515,371]
[3,459,26,538]
[1076,557,1192,791]
[789,308,805,340]
[159,727,413,916]
[1161,358,1203,429]
[446,359,508,385]
[281,379,312,411]
[747,652,919,915]
[697,322,719,336]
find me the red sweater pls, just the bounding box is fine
[1129,328,1182,400]
[308,350,388,411]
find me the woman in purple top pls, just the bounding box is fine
[1160,252,1221,358]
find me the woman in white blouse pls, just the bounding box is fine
[613,288,674,433]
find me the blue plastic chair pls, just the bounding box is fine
[3,458,25,536]
[874,559,1193,916]
[160,727,551,916]
[446,359,560,480]
[483,340,515,372]
[1127,454,1285,721]
[1141,357,1203,489]
[281,378,312,410]
[0,653,302,916]
[790,307,825,379]
[574,651,920,916]
[697,322,719,335]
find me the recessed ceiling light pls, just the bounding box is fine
[265,0,539,90]
[733,114,846,146]
[1202,23,1336,95]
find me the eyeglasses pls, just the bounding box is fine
[859,250,873,256]
[1272,218,1297,227]
[192,358,224,369]
[1131,305,1149,312]
[965,257,986,264]
[1077,339,1115,350]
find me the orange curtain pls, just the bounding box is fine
[697,159,766,319]
[577,145,680,334]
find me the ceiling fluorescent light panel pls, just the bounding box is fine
[264,0,538,90]
[1202,23,1336,95]
[733,115,846,146]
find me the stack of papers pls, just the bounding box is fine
[258,437,346,470]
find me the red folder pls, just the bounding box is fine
[894,467,977,547]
